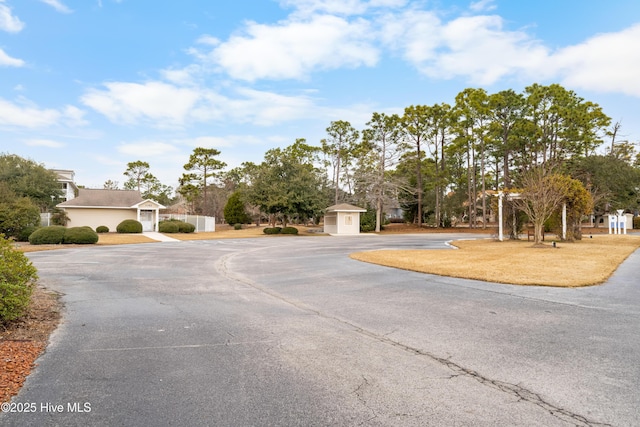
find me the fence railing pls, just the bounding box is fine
[159,214,216,232]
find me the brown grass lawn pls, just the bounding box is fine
[350,234,640,287]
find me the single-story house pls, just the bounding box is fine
[324,203,367,235]
[57,189,165,232]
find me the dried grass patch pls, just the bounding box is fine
[168,225,325,241]
[350,235,640,287]
[97,233,156,245]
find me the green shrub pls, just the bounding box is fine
[96,225,109,233]
[159,221,179,233]
[224,191,251,224]
[360,209,376,232]
[263,227,282,234]
[0,236,38,323]
[17,226,39,242]
[234,223,243,230]
[28,226,66,245]
[50,207,70,226]
[177,221,195,233]
[63,227,99,244]
[281,226,298,235]
[0,197,41,239]
[634,216,640,229]
[117,219,143,233]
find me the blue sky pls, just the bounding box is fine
[2,0,640,189]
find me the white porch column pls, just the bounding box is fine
[562,202,567,240]
[498,191,504,242]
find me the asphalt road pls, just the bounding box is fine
[2,234,639,426]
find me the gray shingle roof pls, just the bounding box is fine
[57,189,145,208]
[326,203,367,212]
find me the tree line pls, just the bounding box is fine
[3,83,640,239]
[152,83,638,236]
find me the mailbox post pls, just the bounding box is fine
[609,210,628,235]
[618,209,627,235]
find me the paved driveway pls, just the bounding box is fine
[2,234,638,426]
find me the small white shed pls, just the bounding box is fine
[324,203,367,235]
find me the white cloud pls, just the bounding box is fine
[40,0,73,14]
[469,0,496,12]
[429,15,548,85]
[81,82,201,126]
[223,87,318,125]
[376,6,640,96]
[379,10,442,63]
[62,105,89,127]
[79,73,383,130]
[160,65,202,86]
[0,97,62,128]
[0,1,24,32]
[0,48,24,67]
[24,139,66,148]
[195,35,220,46]
[209,14,378,81]
[551,24,640,97]
[280,0,368,16]
[188,85,320,126]
[380,11,549,85]
[80,77,329,128]
[279,0,407,17]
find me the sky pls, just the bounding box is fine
[1,0,640,190]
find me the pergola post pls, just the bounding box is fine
[498,191,504,242]
[562,203,567,241]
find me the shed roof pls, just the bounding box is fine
[57,189,150,208]
[326,203,367,213]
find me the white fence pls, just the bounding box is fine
[40,213,51,227]
[159,214,216,232]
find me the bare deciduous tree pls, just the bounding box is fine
[512,166,568,245]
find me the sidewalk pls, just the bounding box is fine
[142,232,180,242]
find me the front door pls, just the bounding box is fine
[140,210,154,231]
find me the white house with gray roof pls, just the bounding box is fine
[57,189,165,232]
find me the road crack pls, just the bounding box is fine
[216,249,611,427]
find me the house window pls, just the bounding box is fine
[344,215,352,226]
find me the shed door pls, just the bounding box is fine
[140,210,154,231]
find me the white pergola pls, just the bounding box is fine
[496,191,567,242]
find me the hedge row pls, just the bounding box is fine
[29,226,99,245]
[158,220,195,233]
[263,226,298,235]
